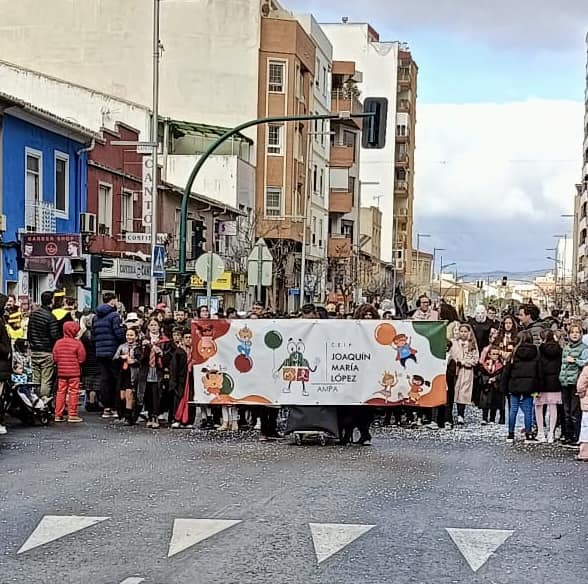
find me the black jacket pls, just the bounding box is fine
[538,342,563,393]
[468,318,497,352]
[80,330,100,377]
[168,344,188,399]
[0,294,11,381]
[27,305,60,353]
[502,343,541,396]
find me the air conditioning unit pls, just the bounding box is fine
[80,212,97,234]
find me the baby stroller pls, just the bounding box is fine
[4,379,53,426]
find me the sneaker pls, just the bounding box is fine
[416,418,423,427]
[444,422,453,430]
[254,420,262,430]
[171,421,181,429]
[506,433,515,443]
[0,424,7,435]
[360,439,372,446]
[536,434,547,443]
[457,415,465,425]
[563,442,580,450]
[481,420,488,426]
[425,421,439,430]
[101,409,114,419]
[151,420,160,429]
[146,420,154,428]
[54,415,66,423]
[259,435,268,442]
[67,416,83,423]
[525,434,538,443]
[547,433,555,444]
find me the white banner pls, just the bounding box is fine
[142,155,154,228]
[191,320,447,407]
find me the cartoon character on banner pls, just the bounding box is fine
[407,374,430,403]
[192,320,231,365]
[273,338,319,397]
[392,334,418,368]
[201,366,235,400]
[375,370,404,403]
[234,325,253,373]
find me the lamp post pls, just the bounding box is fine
[431,247,444,298]
[439,257,456,298]
[415,233,430,290]
[546,247,558,307]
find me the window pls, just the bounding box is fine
[319,219,323,247]
[98,183,113,236]
[348,176,356,194]
[315,59,320,88]
[313,165,318,193]
[121,190,133,233]
[54,152,69,217]
[322,66,327,97]
[26,150,42,205]
[312,216,317,245]
[267,124,283,155]
[268,61,285,92]
[396,124,407,136]
[395,168,407,180]
[320,168,324,196]
[343,130,355,148]
[265,187,282,217]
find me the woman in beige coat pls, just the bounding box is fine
[575,365,588,461]
[448,323,479,425]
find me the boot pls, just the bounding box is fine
[218,422,229,431]
[124,409,135,426]
[231,420,239,432]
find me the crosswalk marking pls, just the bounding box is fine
[167,519,242,558]
[17,515,109,554]
[309,523,375,564]
[446,528,514,572]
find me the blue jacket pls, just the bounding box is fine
[93,304,125,358]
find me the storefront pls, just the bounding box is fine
[189,270,247,312]
[99,258,150,311]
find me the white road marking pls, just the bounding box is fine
[119,579,145,584]
[17,515,109,554]
[446,528,514,572]
[309,522,375,565]
[167,518,242,558]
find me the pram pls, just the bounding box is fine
[284,406,340,446]
[3,381,53,426]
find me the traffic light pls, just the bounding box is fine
[70,258,87,287]
[191,220,206,259]
[362,97,388,149]
[90,255,114,273]
[502,276,508,287]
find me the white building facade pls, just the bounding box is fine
[321,23,399,263]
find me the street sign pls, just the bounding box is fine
[142,156,154,228]
[124,232,167,244]
[152,244,166,280]
[288,288,300,296]
[247,238,273,288]
[194,252,225,282]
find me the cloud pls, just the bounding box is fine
[287,0,588,51]
[414,99,584,272]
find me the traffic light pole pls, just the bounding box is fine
[178,111,375,305]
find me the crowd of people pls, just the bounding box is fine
[0,289,586,460]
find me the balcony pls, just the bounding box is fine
[398,99,411,112]
[330,144,355,168]
[395,130,409,143]
[25,201,56,233]
[329,191,353,214]
[331,89,362,128]
[328,235,352,258]
[394,180,408,195]
[395,151,409,166]
[398,67,411,88]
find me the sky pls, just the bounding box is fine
[287,0,588,275]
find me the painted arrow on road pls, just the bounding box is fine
[446,528,514,572]
[309,523,375,565]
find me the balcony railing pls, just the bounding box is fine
[398,99,411,112]
[395,151,409,164]
[25,201,56,233]
[331,89,362,117]
[328,235,352,259]
[329,191,353,214]
[394,180,408,193]
[330,144,355,167]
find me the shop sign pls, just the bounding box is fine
[190,270,232,290]
[21,233,82,258]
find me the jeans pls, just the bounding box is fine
[97,357,118,410]
[508,394,534,434]
[561,384,581,442]
[31,351,55,398]
[55,377,80,418]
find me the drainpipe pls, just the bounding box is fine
[76,139,95,231]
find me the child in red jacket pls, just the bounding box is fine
[52,321,86,423]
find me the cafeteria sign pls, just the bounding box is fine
[21,233,83,258]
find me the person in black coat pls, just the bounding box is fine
[0,293,12,435]
[536,330,563,443]
[502,331,541,442]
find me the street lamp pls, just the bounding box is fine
[431,247,444,298]
[439,257,456,298]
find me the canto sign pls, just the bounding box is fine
[142,156,154,228]
[124,232,167,244]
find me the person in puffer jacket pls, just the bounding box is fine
[559,322,588,447]
[92,293,125,418]
[52,321,86,423]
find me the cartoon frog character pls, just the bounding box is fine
[273,338,319,397]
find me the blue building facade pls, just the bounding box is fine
[0,97,93,299]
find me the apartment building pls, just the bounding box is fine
[394,49,418,280]
[573,32,588,285]
[256,13,316,310]
[327,60,362,305]
[296,14,332,304]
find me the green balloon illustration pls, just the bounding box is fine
[221,373,234,395]
[264,330,283,350]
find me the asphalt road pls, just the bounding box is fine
[1,414,586,584]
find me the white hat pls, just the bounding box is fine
[124,312,140,324]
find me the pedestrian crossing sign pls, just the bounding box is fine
[152,244,166,279]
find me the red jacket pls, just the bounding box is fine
[52,321,86,378]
